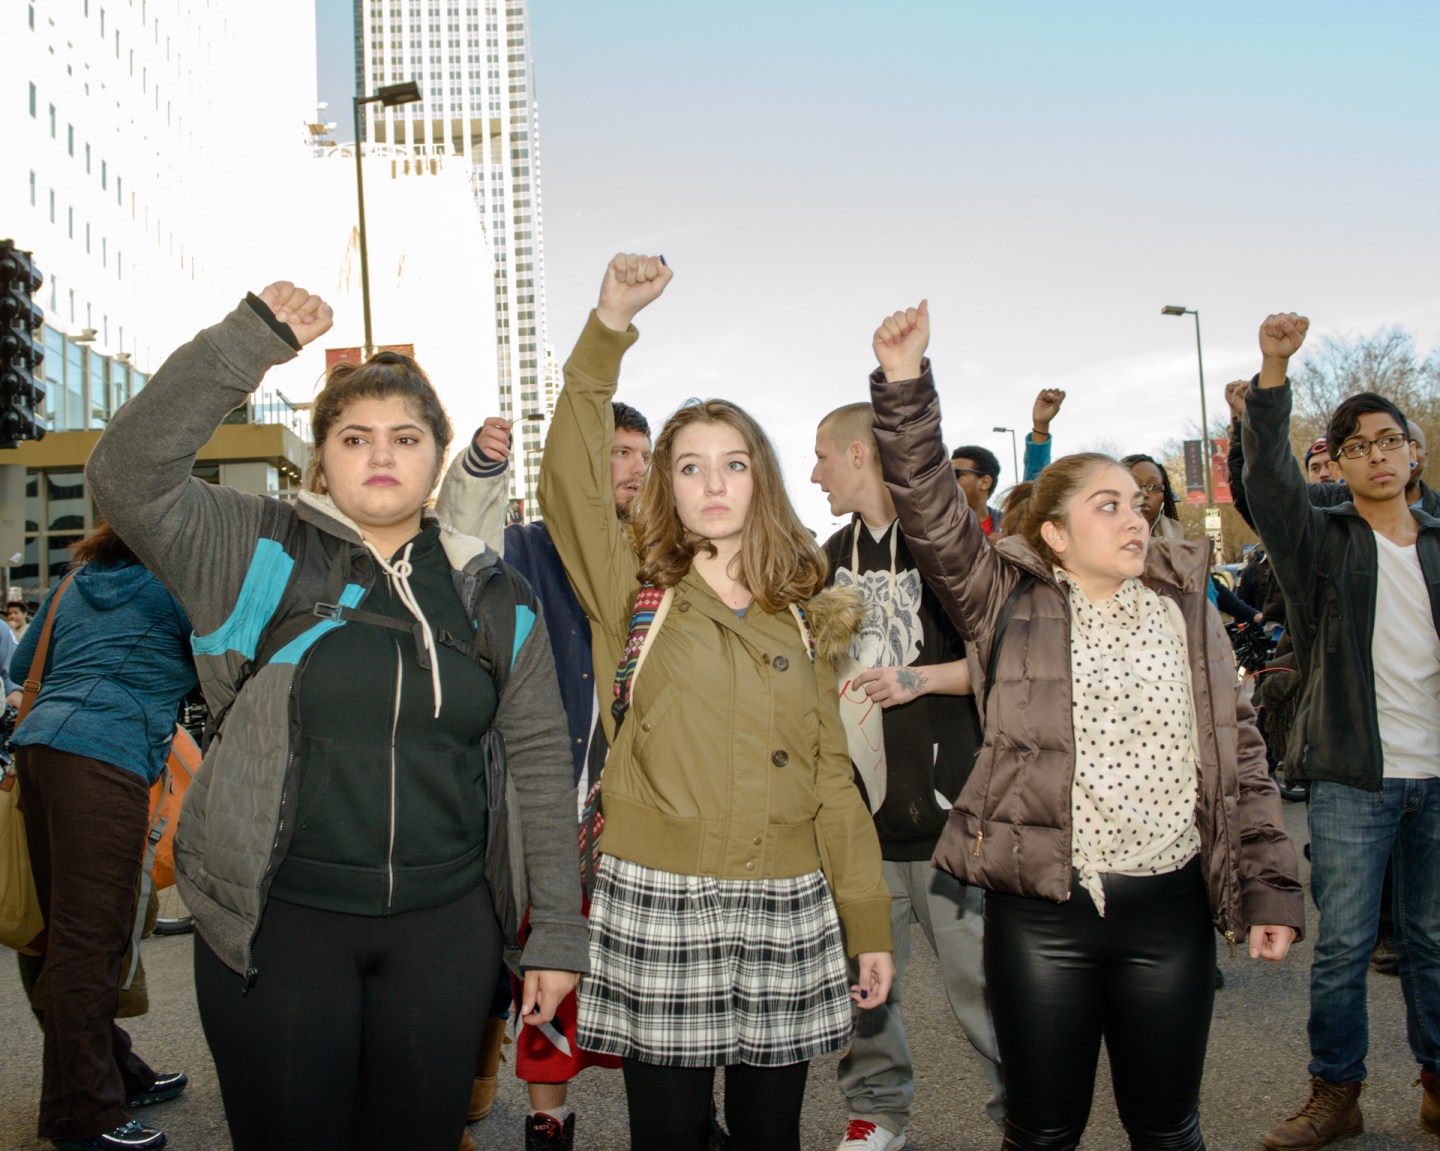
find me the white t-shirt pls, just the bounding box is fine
[1371,532,1440,779]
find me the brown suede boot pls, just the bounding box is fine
[1263,1078,1364,1150]
[457,1128,476,1151]
[1421,1069,1440,1136]
[467,1016,511,1122]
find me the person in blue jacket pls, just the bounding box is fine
[11,521,196,1151]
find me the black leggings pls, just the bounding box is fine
[986,858,1215,1151]
[194,886,500,1151]
[621,1057,809,1151]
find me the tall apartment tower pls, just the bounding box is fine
[355,0,551,515]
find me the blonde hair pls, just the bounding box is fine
[630,401,826,612]
[818,402,876,453]
[1000,453,1119,568]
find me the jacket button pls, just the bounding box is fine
[772,655,789,671]
[678,601,692,612]
[752,836,762,847]
[771,750,789,767]
[744,860,756,871]
[641,721,652,733]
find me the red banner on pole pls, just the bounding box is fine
[1210,437,1232,504]
[1183,438,1232,504]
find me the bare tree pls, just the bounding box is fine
[1290,327,1439,464]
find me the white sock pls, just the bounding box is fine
[533,1105,572,1124]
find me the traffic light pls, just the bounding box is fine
[0,240,47,449]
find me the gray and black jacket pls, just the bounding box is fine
[87,298,587,980]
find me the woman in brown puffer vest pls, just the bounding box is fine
[865,301,1305,1151]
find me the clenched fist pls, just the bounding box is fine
[476,416,512,462]
[596,253,673,332]
[257,281,333,347]
[1224,380,1250,419]
[874,301,930,383]
[1259,313,1309,361]
[1032,388,1066,437]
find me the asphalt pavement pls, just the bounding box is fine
[3,800,1434,1150]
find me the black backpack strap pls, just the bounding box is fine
[982,572,1035,718]
[309,601,486,673]
[470,562,523,697]
[204,515,350,744]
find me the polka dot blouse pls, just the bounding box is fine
[1057,570,1201,916]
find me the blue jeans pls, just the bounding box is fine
[1307,777,1440,1082]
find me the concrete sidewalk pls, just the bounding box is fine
[3,801,1433,1149]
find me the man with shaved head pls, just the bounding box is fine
[812,403,1003,1150]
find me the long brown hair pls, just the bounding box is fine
[306,351,453,494]
[69,519,137,567]
[1000,452,1119,569]
[630,400,825,612]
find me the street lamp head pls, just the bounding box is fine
[376,80,423,107]
[1161,305,1190,316]
[993,426,1011,434]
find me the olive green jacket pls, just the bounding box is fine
[532,313,891,955]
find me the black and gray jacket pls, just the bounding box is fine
[87,299,587,980]
[1241,380,1440,791]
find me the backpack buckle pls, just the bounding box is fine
[312,602,345,621]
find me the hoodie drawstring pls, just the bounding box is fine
[364,541,443,718]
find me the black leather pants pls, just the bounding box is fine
[986,857,1214,1151]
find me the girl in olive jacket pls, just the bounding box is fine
[866,302,1304,1151]
[534,255,892,1151]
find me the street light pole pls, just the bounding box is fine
[993,426,1019,485]
[1161,305,1213,506]
[352,80,422,361]
[352,97,375,360]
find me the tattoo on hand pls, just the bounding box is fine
[895,668,928,696]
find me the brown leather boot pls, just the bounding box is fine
[467,1016,511,1122]
[1263,1078,1364,1150]
[1421,1069,1440,1136]
[457,1128,476,1151]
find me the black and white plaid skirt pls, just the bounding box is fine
[576,855,853,1067]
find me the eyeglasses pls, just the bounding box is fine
[1336,433,1408,460]
[952,467,986,478]
[1136,482,1166,494]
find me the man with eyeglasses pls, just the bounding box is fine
[1242,313,1440,1150]
[950,389,1066,535]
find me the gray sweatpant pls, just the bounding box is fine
[836,860,1005,1137]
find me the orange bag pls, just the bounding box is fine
[146,725,199,892]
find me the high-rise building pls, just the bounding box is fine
[354,0,551,514]
[4,0,319,594]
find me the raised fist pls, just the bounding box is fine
[873,300,929,383]
[596,253,673,332]
[1032,388,1066,433]
[1258,313,1309,361]
[1224,380,1250,419]
[257,281,332,347]
[476,416,512,462]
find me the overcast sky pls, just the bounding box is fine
[317,0,1440,536]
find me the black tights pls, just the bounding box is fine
[987,858,1215,1151]
[194,888,500,1151]
[621,1058,809,1151]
